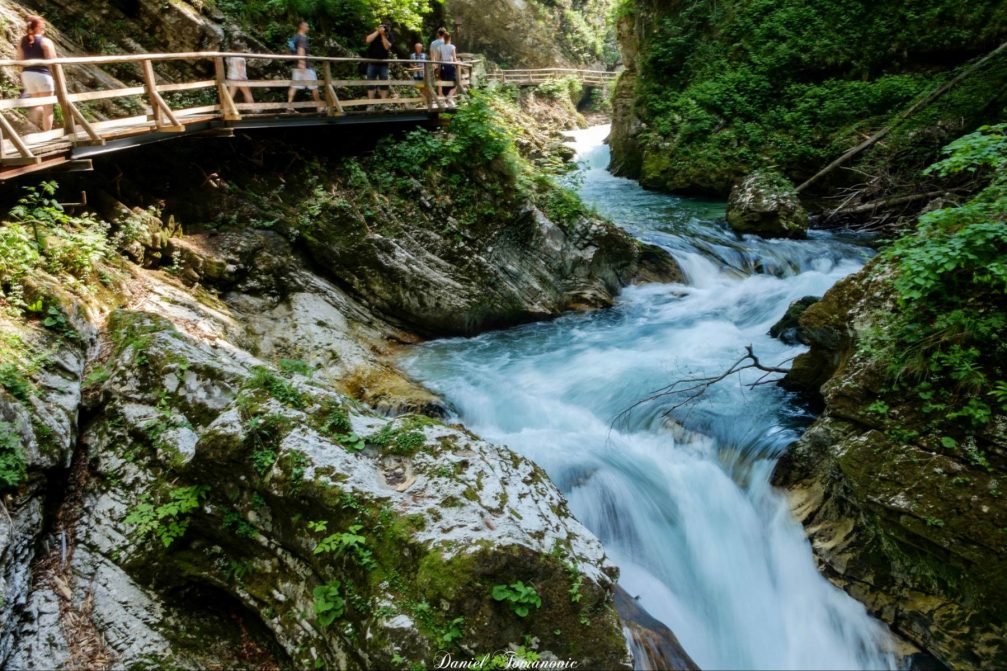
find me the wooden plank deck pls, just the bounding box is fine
[0,51,477,180]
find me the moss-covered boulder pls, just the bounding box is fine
[726,170,808,239]
[768,295,819,345]
[8,280,632,668]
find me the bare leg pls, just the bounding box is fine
[240,87,254,104]
[29,92,52,130]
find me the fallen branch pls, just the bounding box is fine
[796,40,1007,194]
[613,345,792,428]
[827,189,966,217]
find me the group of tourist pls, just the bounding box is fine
[10,13,462,133]
[284,20,462,109]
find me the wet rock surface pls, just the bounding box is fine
[773,263,1007,669]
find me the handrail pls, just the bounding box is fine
[0,50,475,175]
[0,51,473,68]
[491,68,617,75]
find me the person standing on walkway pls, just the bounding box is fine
[365,22,393,104]
[409,42,432,107]
[440,32,459,107]
[429,27,446,97]
[226,40,254,105]
[16,15,57,131]
[287,20,322,112]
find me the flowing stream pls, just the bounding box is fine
[402,125,896,670]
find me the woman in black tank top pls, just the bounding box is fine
[15,15,57,131]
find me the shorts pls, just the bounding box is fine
[366,63,389,90]
[290,68,318,91]
[22,70,53,95]
[441,64,457,85]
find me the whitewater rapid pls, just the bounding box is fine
[402,125,896,670]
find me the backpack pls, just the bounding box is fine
[287,36,298,54]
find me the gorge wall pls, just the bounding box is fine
[609,0,1007,197]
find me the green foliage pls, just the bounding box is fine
[0,420,27,491]
[0,182,117,307]
[316,398,353,435]
[278,358,313,377]
[627,0,1007,189]
[535,76,583,103]
[223,509,258,539]
[0,363,32,402]
[390,430,424,456]
[491,581,542,617]
[375,91,517,179]
[313,580,346,626]
[338,432,367,452]
[215,0,432,53]
[860,123,1007,448]
[312,522,377,569]
[439,616,464,646]
[244,367,306,408]
[125,485,210,548]
[244,413,290,476]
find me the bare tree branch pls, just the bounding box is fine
[612,345,792,430]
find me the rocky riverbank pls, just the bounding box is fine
[0,75,691,668]
[772,261,1007,669]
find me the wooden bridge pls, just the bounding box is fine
[486,68,618,87]
[0,53,615,181]
[0,51,475,181]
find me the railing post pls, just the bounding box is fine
[50,63,76,137]
[455,64,465,96]
[322,63,344,116]
[0,113,37,163]
[213,56,241,121]
[142,59,185,131]
[51,63,103,145]
[423,61,437,111]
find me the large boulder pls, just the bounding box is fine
[6,285,633,669]
[726,170,809,238]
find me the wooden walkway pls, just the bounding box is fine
[0,54,616,181]
[0,51,473,180]
[486,68,618,87]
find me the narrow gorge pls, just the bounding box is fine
[0,1,1005,670]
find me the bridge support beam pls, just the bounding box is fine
[214,57,242,122]
[0,113,39,164]
[143,60,185,132]
[322,63,344,116]
[52,64,104,146]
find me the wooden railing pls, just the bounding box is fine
[487,68,618,87]
[0,52,473,167]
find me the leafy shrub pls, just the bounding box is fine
[313,580,345,626]
[627,0,1007,187]
[125,485,210,548]
[0,363,32,402]
[0,420,27,491]
[862,124,1007,439]
[244,367,305,408]
[535,76,583,103]
[491,581,542,617]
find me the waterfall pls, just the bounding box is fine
[403,125,896,670]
